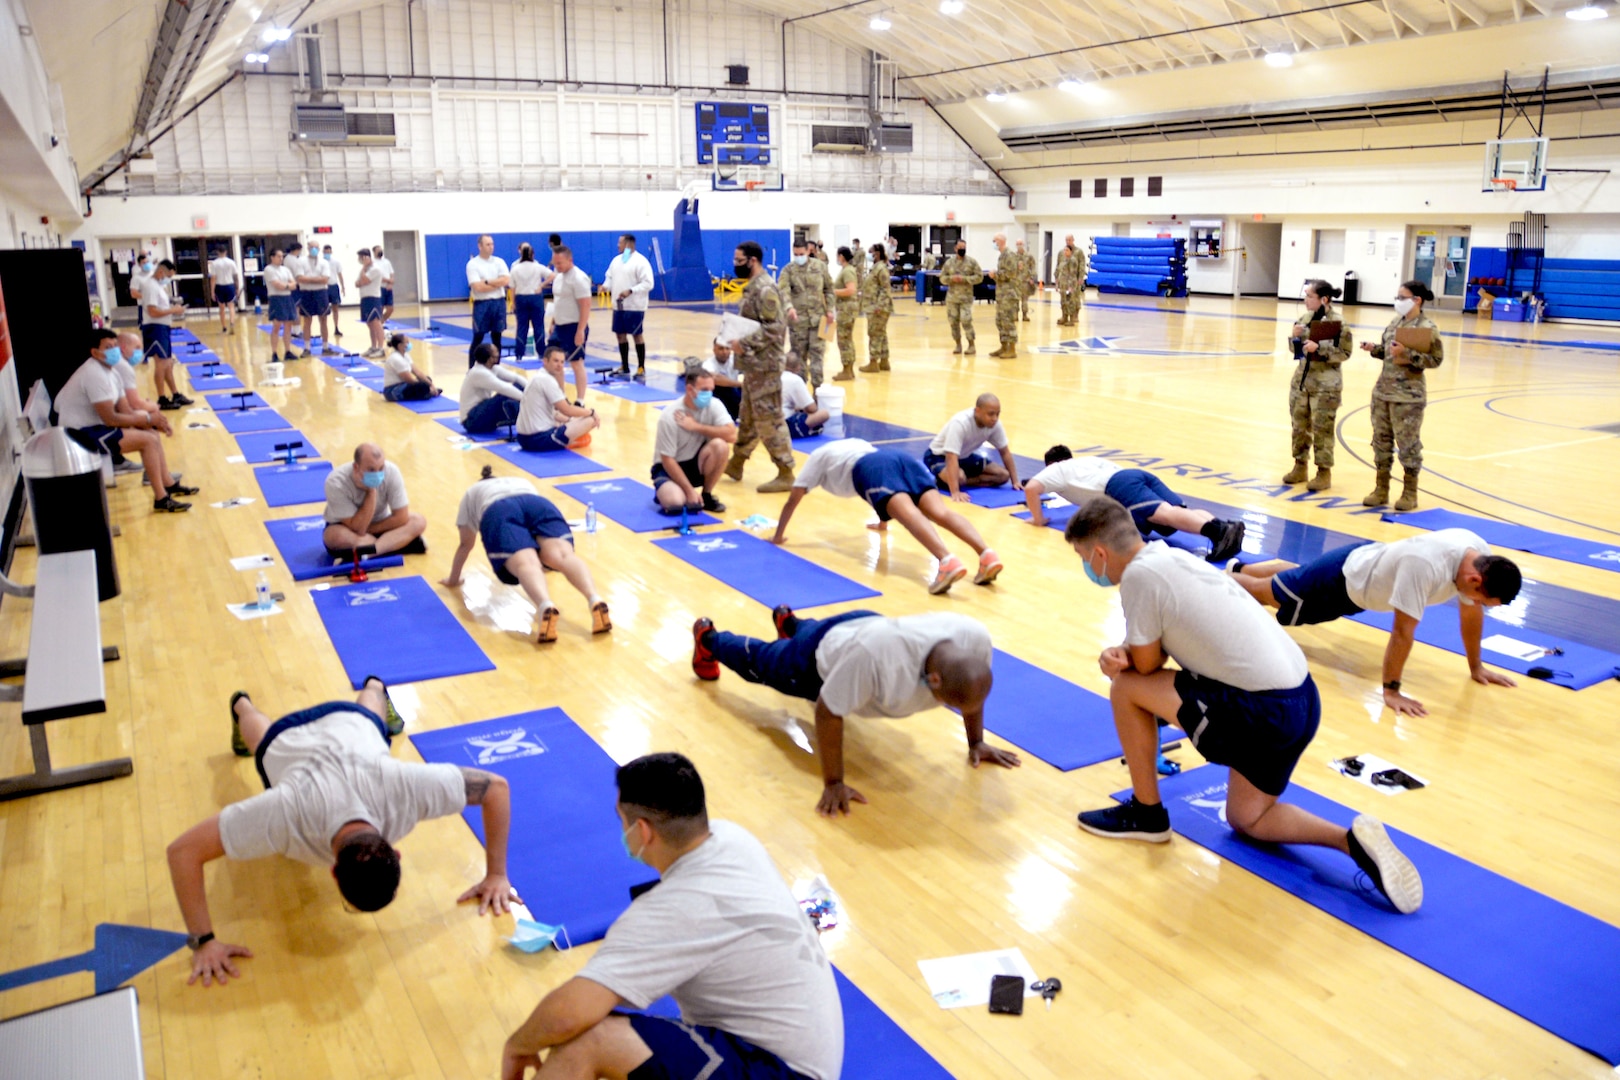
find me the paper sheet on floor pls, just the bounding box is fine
[917,947,1039,1009]
[1480,633,1548,662]
[230,554,275,571]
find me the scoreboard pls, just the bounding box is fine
[695,101,772,166]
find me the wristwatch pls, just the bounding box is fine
[186,931,215,951]
[1383,680,1402,693]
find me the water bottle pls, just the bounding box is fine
[586,502,598,534]
[679,504,690,535]
[255,571,272,611]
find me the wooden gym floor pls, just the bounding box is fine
[1,285,1617,1079]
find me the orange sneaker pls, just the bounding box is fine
[929,555,967,595]
[591,602,612,634]
[692,618,720,680]
[535,606,560,644]
[974,550,1004,586]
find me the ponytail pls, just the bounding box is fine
[1307,279,1341,303]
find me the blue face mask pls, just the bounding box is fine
[693,390,714,409]
[128,347,143,365]
[792,254,807,265]
[507,917,572,954]
[620,823,645,863]
[619,249,633,263]
[403,342,411,353]
[100,345,123,367]
[1083,551,1114,588]
[362,469,386,489]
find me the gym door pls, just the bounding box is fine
[1407,227,1470,310]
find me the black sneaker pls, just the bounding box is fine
[701,492,726,513]
[167,481,200,497]
[157,396,180,411]
[772,604,799,639]
[1346,814,1423,914]
[153,495,192,513]
[1205,519,1246,564]
[1078,796,1171,842]
[230,690,252,757]
[396,536,428,556]
[170,392,194,406]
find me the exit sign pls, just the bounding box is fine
[313,226,333,234]
[190,215,208,230]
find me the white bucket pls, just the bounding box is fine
[264,361,284,381]
[816,383,846,438]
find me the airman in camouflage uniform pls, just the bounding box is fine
[858,247,894,373]
[990,233,1019,358]
[939,242,982,355]
[1054,235,1085,325]
[850,241,868,316]
[723,241,797,493]
[1361,282,1443,512]
[780,241,836,390]
[831,248,860,380]
[1013,240,1035,321]
[1282,281,1353,492]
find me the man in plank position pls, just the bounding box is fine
[924,393,1023,500]
[323,442,428,560]
[771,438,1003,594]
[500,753,841,1080]
[1230,528,1521,716]
[167,680,519,987]
[691,609,1020,816]
[1065,497,1423,915]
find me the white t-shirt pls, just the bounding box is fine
[796,439,877,498]
[1120,542,1309,692]
[375,256,395,287]
[654,397,734,465]
[324,460,409,524]
[217,710,465,866]
[297,255,332,291]
[1343,529,1487,621]
[113,360,138,393]
[356,263,383,299]
[138,276,174,326]
[208,257,240,286]
[459,364,525,421]
[551,266,594,325]
[382,350,413,387]
[517,371,567,435]
[701,352,740,384]
[466,255,510,300]
[578,821,842,1080]
[324,256,344,290]
[1030,457,1122,505]
[603,250,654,312]
[928,408,1008,459]
[456,476,538,531]
[510,260,550,296]
[56,358,122,428]
[815,613,992,718]
[780,371,814,418]
[264,264,296,296]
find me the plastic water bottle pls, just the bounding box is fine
[255,571,272,611]
[586,502,598,534]
[679,504,691,535]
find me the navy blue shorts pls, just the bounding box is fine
[67,425,122,457]
[923,448,989,480]
[1104,469,1185,536]
[853,450,938,521]
[298,290,330,317]
[383,381,433,402]
[516,425,571,453]
[361,296,384,323]
[548,323,589,363]
[472,298,507,334]
[381,288,394,306]
[268,295,298,322]
[214,284,237,304]
[327,284,342,306]
[651,457,704,494]
[1175,669,1321,797]
[786,413,821,439]
[612,309,646,336]
[141,323,172,360]
[255,701,389,789]
[624,1015,814,1080]
[480,494,572,585]
[1270,542,1371,626]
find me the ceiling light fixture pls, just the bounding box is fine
[262,25,293,42]
[940,0,965,13]
[244,52,271,63]
[986,90,1007,101]
[1566,0,1609,19]
[870,12,892,29]
[1058,78,1105,101]
[1264,50,1295,67]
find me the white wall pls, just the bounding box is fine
[0,0,80,227]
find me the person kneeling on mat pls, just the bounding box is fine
[772,438,1003,594]
[925,393,1023,501]
[1065,497,1423,915]
[1230,528,1521,717]
[691,608,1020,816]
[500,753,842,1080]
[442,465,610,641]
[323,443,428,561]
[515,345,599,452]
[381,333,442,401]
[652,366,735,515]
[167,679,520,988]
[1025,445,1245,564]
[781,354,829,438]
[460,343,527,435]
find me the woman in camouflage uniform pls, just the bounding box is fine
[859,244,894,373]
[1360,280,1443,512]
[1282,280,1353,492]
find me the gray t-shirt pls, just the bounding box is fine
[578,821,843,1080]
[653,397,734,466]
[928,408,1007,459]
[815,613,991,718]
[217,710,465,865]
[1342,528,1486,621]
[324,460,408,525]
[456,476,538,530]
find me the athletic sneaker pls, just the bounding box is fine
[152,495,191,513]
[170,392,194,406]
[973,550,1004,586]
[634,367,647,383]
[1205,519,1247,564]
[535,606,560,644]
[229,690,252,757]
[772,604,799,639]
[167,481,200,497]
[298,349,313,359]
[701,492,726,513]
[157,396,180,411]
[1347,814,1423,914]
[1077,796,1172,842]
[359,676,406,736]
[142,471,178,488]
[591,602,612,634]
[692,617,720,680]
[113,459,142,474]
[322,345,341,355]
[396,536,428,556]
[929,554,967,595]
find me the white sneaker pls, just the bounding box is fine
[113,459,143,474]
[1348,815,1423,914]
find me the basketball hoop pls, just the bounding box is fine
[1489,178,1519,192]
[744,180,764,202]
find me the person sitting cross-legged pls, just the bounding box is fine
[322,443,428,560]
[780,354,829,438]
[460,343,527,435]
[925,393,1023,500]
[515,345,600,452]
[652,366,735,515]
[381,333,442,401]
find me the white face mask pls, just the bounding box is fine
[1393,298,1416,318]
[792,254,807,265]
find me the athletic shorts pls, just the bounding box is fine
[548,322,589,363]
[1103,469,1185,536]
[516,425,571,453]
[786,412,822,439]
[1174,669,1321,797]
[255,702,389,790]
[214,284,237,304]
[66,424,122,458]
[141,323,172,360]
[383,381,433,402]
[623,1015,814,1080]
[268,295,298,322]
[923,448,989,480]
[651,456,705,494]
[298,290,331,317]
[472,297,507,334]
[611,309,646,336]
[327,284,342,306]
[1269,542,1371,627]
[853,450,938,522]
[361,296,384,323]
[380,288,394,306]
[480,494,572,585]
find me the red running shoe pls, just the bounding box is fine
[692,618,720,680]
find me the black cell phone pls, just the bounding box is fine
[988,974,1025,1015]
[1371,768,1425,791]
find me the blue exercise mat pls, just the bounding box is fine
[263,514,405,581]
[590,379,683,403]
[171,328,199,343]
[254,461,333,507]
[322,356,380,377]
[217,408,292,434]
[390,394,460,414]
[1382,507,1620,577]
[554,478,722,533]
[187,371,246,392]
[310,575,496,689]
[178,351,224,365]
[949,483,1027,509]
[651,530,880,610]
[1114,766,1620,1066]
[1012,505,1213,559]
[790,415,932,453]
[206,391,269,410]
[410,709,659,946]
[235,429,318,462]
[483,441,611,479]
[434,417,508,443]
[645,967,953,1079]
[985,649,1183,770]
[1347,607,1619,690]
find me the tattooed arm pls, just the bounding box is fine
[456,767,521,915]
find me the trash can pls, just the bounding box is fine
[1342,271,1360,305]
[23,427,119,602]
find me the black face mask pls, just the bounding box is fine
[734,261,751,279]
[955,248,966,257]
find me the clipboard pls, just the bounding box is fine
[1307,320,1343,343]
[1394,326,1433,352]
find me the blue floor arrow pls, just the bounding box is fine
[0,923,187,994]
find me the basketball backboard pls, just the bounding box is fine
[1483,137,1549,193]
[711,161,784,196]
